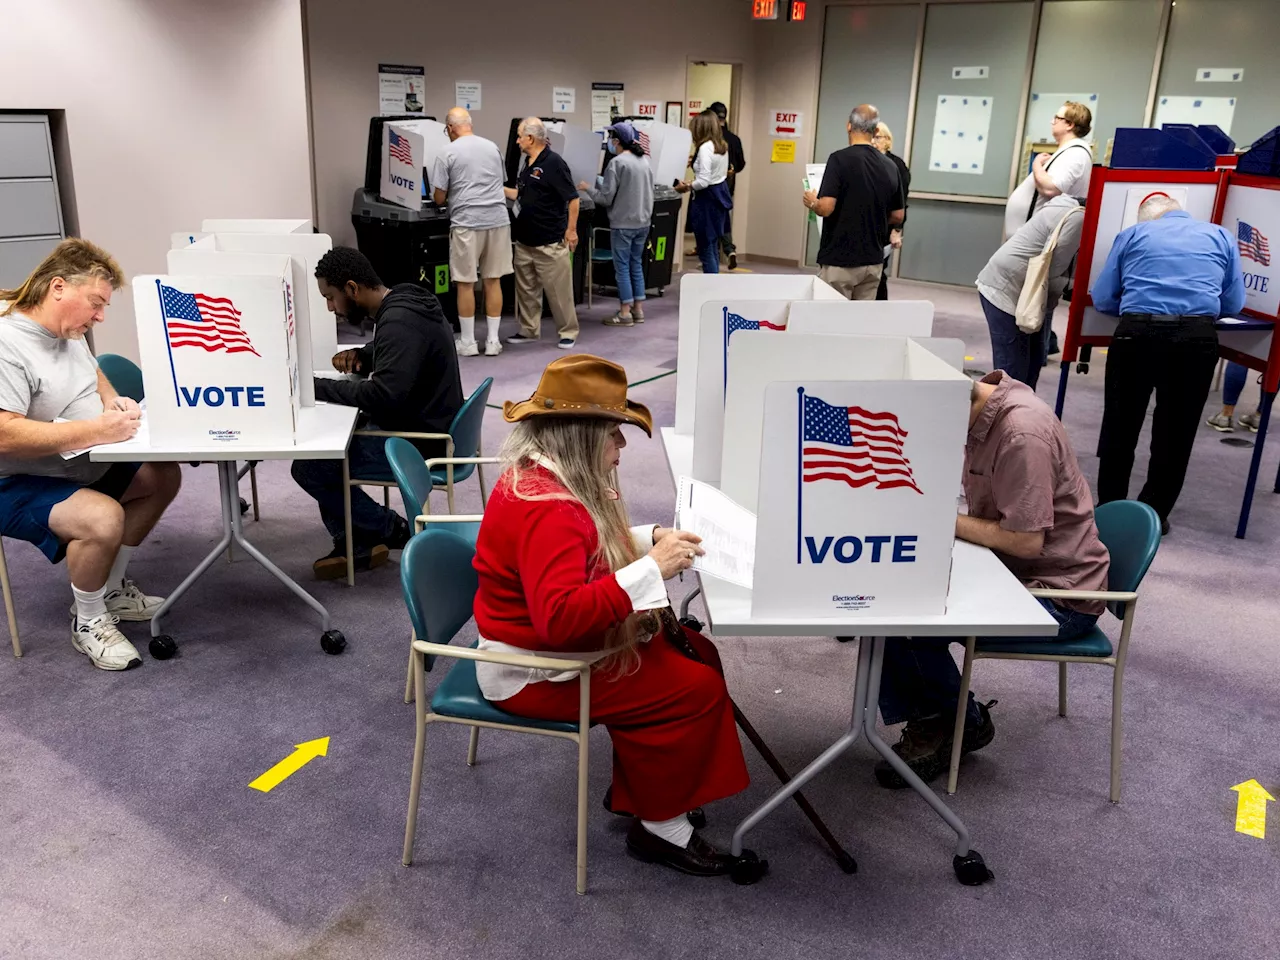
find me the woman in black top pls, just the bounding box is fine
[872,122,910,301]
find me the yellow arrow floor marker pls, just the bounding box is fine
[1230,779,1275,838]
[249,737,330,793]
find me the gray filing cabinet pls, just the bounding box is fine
[0,116,65,288]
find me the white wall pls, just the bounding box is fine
[304,0,757,251]
[0,0,314,359]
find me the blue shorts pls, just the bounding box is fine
[0,463,142,563]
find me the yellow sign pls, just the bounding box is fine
[249,737,330,793]
[1231,779,1274,838]
[771,139,797,163]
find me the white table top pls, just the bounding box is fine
[660,427,1058,638]
[90,403,360,463]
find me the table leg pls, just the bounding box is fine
[1236,390,1275,539]
[729,638,872,858]
[150,457,235,641]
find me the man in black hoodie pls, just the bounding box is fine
[292,247,464,579]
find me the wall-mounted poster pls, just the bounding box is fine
[666,101,684,126]
[928,94,994,176]
[378,63,425,116]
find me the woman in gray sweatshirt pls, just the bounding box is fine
[579,121,655,325]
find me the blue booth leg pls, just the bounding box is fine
[1236,390,1276,539]
[1054,361,1071,419]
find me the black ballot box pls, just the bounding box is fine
[351,189,459,332]
[584,186,681,297]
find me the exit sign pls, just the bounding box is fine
[752,0,778,19]
[788,0,806,20]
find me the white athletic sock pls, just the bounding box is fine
[641,814,694,848]
[106,544,134,594]
[71,584,108,624]
[459,315,476,344]
[485,316,502,343]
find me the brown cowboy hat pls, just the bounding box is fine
[503,354,653,437]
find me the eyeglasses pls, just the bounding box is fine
[1053,114,1068,122]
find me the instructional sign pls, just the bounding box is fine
[379,63,425,116]
[454,82,482,111]
[591,82,625,132]
[687,99,704,120]
[771,139,796,163]
[552,86,576,114]
[769,109,804,138]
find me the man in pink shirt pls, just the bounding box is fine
[875,371,1110,788]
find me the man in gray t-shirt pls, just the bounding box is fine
[0,239,181,672]
[432,107,514,357]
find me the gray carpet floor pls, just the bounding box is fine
[2,269,1278,960]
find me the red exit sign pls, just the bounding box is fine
[752,0,778,19]
[788,0,806,21]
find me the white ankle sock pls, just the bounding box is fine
[106,544,134,594]
[641,814,694,848]
[459,315,476,344]
[485,316,501,343]
[72,584,108,624]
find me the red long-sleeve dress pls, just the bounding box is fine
[472,466,749,821]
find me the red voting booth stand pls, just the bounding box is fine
[1057,165,1280,539]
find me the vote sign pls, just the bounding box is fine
[381,122,424,210]
[752,376,968,618]
[1221,184,1280,317]
[134,273,301,447]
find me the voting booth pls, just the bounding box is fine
[717,335,969,618]
[133,268,301,447]
[1060,125,1280,538]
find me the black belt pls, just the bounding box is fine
[1121,313,1215,322]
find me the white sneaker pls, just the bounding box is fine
[107,578,166,621]
[485,339,503,357]
[72,614,142,671]
[455,339,480,357]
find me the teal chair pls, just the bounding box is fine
[587,227,613,309]
[385,434,490,703]
[343,377,495,585]
[947,500,1161,802]
[96,353,261,521]
[400,528,593,894]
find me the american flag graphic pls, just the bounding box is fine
[1237,220,1270,266]
[160,284,260,356]
[285,285,294,337]
[388,129,413,165]
[637,129,651,156]
[724,307,786,392]
[800,393,922,494]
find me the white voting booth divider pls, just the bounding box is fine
[716,336,969,618]
[675,274,843,436]
[200,219,311,234]
[134,271,301,448]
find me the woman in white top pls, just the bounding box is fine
[675,111,732,274]
[1004,101,1094,238]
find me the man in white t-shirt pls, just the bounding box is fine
[431,107,514,358]
[1004,100,1094,357]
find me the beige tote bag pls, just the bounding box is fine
[1016,206,1083,334]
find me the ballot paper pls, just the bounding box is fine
[56,401,147,458]
[674,476,756,589]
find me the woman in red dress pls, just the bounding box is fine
[472,354,750,876]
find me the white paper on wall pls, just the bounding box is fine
[1027,93,1098,143]
[1153,95,1236,135]
[591,83,625,132]
[1195,67,1244,83]
[553,86,576,113]
[928,95,993,175]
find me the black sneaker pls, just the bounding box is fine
[874,702,997,789]
[312,539,389,580]
[383,513,412,551]
[728,254,738,271]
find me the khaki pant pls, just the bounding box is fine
[819,263,884,301]
[513,241,579,341]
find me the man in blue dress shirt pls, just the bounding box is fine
[1090,195,1245,534]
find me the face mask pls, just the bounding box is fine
[606,140,618,155]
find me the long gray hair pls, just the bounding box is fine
[500,417,650,672]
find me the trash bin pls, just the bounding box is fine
[350,188,458,333]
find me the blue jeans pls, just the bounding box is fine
[1224,361,1248,406]
[291,430,399,544]
[611,227,648,305]
[982,293,1045,390]
[877,598,1100,727]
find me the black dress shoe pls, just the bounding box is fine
[1160,517,1171,537]
[313,539,389,580]
[603,787,706,828]
[625,819,734,877]
[384,513,412,551]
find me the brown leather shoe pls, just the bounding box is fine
[625,819,732,877]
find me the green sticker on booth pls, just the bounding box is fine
[434,265,449,294]
[655,237,667,261]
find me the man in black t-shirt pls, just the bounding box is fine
[503,118,580,348]
[803,104,905,300]
[710,102,746,270]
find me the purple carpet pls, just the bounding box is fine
[1,269,1277,959]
